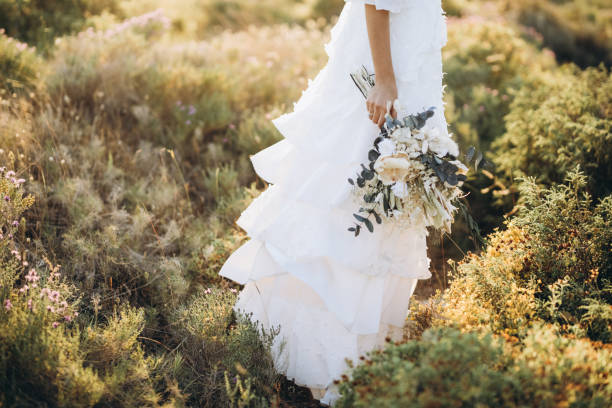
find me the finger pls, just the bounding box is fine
[373,106,384,126]
[390,105,397,119]
[377,112,386,128]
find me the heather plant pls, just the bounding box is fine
[336,325,612,407]
[493,65,612,199]
[0,30,42,94]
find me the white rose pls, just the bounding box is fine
[377,138,396,157]
[374,153,411,185]
[392,127,413,143]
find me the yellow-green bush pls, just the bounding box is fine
[493,65,611,199]
[444,18,556,148]
[336,325,612,407]
[440,170,612,342]
[0,0,120,49]
[511,0,612,68]
[0,30,42,94]
[169,288,279,407]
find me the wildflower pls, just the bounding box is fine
[14,178,25,185]
[52,322,59,328]
[11,220,18,227]
[40,288,50,298]
[27,299,33,310]
[19,285,28,294]
[4,195,9,201]
[64,315,72,322]
[188,105,196,115]
[204,288,212,294]
[230,288,238,294]
[185,120,192,125]
[4,299,12,311]
[47,305,55,313]
[25,268,39,283]
[73,311,79,317]
[228,123,236,130]
[478,105,485,112]
[5,170,15,177]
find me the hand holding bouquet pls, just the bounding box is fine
[348,66,482,237]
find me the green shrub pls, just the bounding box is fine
[198,0,303,34]
[439,170,612,342]
[0,30,42,94]
[0,0,120,50]
[311,0,344,20]
[494,65,612,199]
[444,19,556,148]
[336,325,612,407]
[169,288,279,407]
[512,0,612,68]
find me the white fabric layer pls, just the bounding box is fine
[219,0,448,404]
[345,0,417,13]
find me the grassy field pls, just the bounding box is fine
[0,0,610,406]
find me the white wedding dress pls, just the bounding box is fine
[219,0,449,405]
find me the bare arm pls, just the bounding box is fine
[365,4,398,127]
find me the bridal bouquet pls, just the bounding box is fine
[348,66,480,236]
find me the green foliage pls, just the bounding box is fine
[311,0,345,20]
[0,30,42,94]
[444,19,555,148]
[0,0,120,49]
[2,0,611,406]
[337,325,612,407]
[169,288,279,407]
[512,0,612,68]
[440,170,612,342]
[493,65,612,199]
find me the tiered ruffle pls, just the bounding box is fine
[219,0,448,404]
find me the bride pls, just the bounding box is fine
[219,0,450,405]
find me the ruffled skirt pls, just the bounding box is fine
[220,1,447,404]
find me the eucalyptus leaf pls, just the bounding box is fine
[363,218,374,233]
[466,146,476,162]
[354,213,368,223]
[368,149,380,162]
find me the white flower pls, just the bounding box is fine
[391,182,410,198]
[421,140,429,155]
[392,127,413,143]
[377,138,396,157]
[374,153,411,185]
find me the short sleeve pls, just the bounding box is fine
[344,0,414,13]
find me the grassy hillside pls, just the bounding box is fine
[0,0,610,406]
